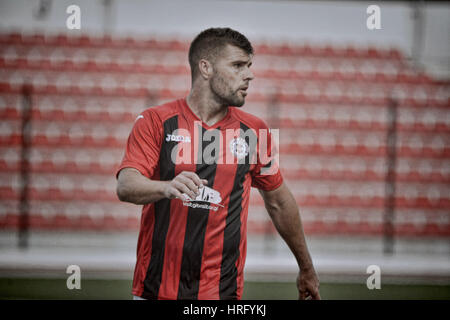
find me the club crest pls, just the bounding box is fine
[229,137,249,160]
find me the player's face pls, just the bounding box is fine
[209,44,254,107]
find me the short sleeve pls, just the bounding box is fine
[115,109,162,179]
[250,124,283,191]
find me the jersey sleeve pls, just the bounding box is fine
[115,109,162,179]
[250,123,283,191]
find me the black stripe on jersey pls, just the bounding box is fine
[177,125,219,299]
[219,122,255,300]
[142,115,178,300]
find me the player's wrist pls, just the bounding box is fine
[298,259,315,272]
[159,180,172,199]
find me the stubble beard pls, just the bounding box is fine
[210,73,245,108]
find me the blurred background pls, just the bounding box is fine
[0,0,449,299]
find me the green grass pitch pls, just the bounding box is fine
[0,278,449,300]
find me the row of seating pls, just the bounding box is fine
[2,145,447,170]
[1,82,447,110]
[1,197,448,224]
[1,139,448,162]
[0,141,447,160]
[1,114,448,138]
[2,111,448,134]
[2,94,448,132]
[3,201,444,224]
[2,46,405,71]
[0,200,447,235]
[1,147,448,182]
[0,173,447,206]
[247,102,450,128]
[1,115,447,145]
[0,164,448,185]
[1,117,446,141]
[0,56,427,85]
[0,33,406,59]
[1,64,445,99]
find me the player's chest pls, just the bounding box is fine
[162,125,257,174]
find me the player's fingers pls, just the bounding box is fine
[181,171,206,188]
[313,292,321,300]
[173,180,196,200]
[311,288,321,300]
[176,175,200,195]
[164,183,186,200]
[298,290,307,300]
[169,189,186,201]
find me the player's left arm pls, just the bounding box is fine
[258,182,321,300]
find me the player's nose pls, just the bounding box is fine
[245,68,255,81]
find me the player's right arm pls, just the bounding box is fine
[116,168,208,205]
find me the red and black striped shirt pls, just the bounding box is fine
[116,98,283,300]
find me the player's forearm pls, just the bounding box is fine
[265,191,314,271]
[116,168,169,205]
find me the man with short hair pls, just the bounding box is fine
[116,27,320,300]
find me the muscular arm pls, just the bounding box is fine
[259,182,320,300]
[116,168,169,204]
[116,167,207,205]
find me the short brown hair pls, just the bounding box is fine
[188,27,254,80]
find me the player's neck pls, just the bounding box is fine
[186,90,228,127]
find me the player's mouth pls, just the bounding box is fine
[239,86,248,96]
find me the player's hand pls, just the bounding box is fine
[297,267,321,300]
[163,171,208,201]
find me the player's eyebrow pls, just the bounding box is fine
[231,59,252,66]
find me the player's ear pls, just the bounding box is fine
[198,59,213,80]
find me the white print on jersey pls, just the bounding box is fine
[181,185,224,211]
[166,134,192,143]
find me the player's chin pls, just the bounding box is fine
[235,100,245,107]
[233,94,246,107]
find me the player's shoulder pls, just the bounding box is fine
[231,107,269,130]
[138,99,181,124]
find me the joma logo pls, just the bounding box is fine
[166,134,191,143]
